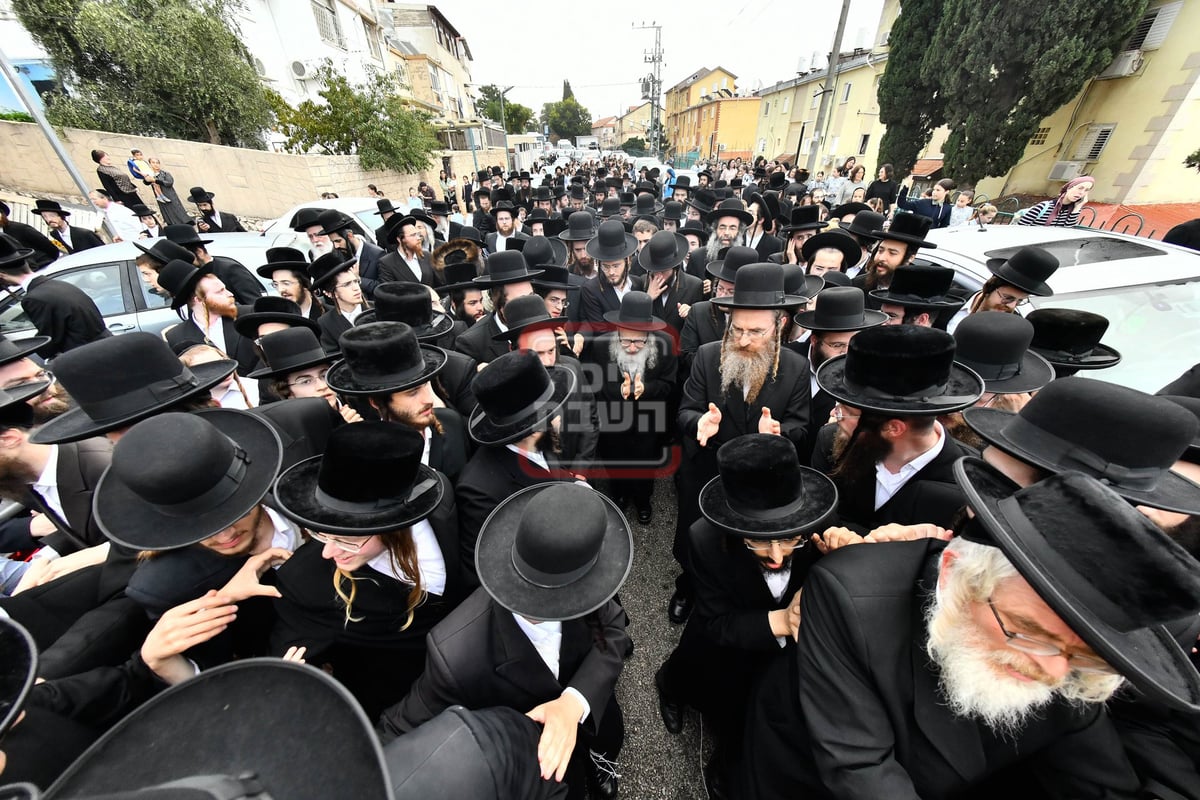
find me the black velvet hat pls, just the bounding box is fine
[234,295,320,338]
[308,251,356,290]
[468,350,576,446]
[585,219,638,262]
[871,212,937,249]
[521,235,568,270]
[289,207,326,232]
[678,220,710,245]
[0,617,36,740]
[0,233,33,271]
[42,659,393,800]
[707,198,753,227]
[816,325,984,415]
[324,321,446,396]
[986,245,1059,296]
[962,377,1200,513]
[603,290,667,331]
[869,265,965,310]
[163,223,211,249]
[254,246,310,279]
[829,202,871,221]
[0,330,49,367]
[781,265,824,304]
[637,230,690,273]
[472,250,544,287]
[31,333,237,445]
[531,265,574,292]
[157,259,213,310]
[706,245,758,283]
[1027,308,1121,372]
[779,205,825,236]
[662,200,685,222]
[952,311,1053,394]
[801,229,861,269]
[186,186,215,204]
[954,457,1200,713]
[700,434,838,538]
[558,211,598,242]
[596,197,623,220]
[354,282,454,340]
[132,237,194,265]
[246,327,337,380]
[455,226,484,246]
[687,188,718,215]
[493,293,560,342]
[634,193,663,217]
[711,262,802,310]
[94,409,283,550]
[842,210,886,240]
[476,483,632,621]
[273,422,443,535]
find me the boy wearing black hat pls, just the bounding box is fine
[309,253,371,353]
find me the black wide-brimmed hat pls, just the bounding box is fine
[186,186,215,204]
[0,617,36,740]
[380,213,417,246]
[706,245,759,283]
[673,175,692,190]
[962,376,1200,513]
[31,333,237,445]
[355,281,454,340]
[133,237,194,266]
[531,265,574,292]
[842,210,886,240]
[701,434,838,538]
[817,325,984,415]
[468,350,576,446]
[872,212,937,249]
[42,659,393,800]
[678,220,709,245]
[596,197,623,220]
[952,311,1053,394]
[1027,308,1121,371]
[493,293,560,343]
[315,208,357,237]
[707,198,753,226]
[274,422,443,535]
[634,193,664,217]
[711,262,801,310]
[782,264,825,304]
[476,483,632,621]
[521,235,567,270]
[779,205,825,236]
[163,224,212,249]
[869,265,965,310]
[0,233,34,271]
[637,230,690,273]
[30,198,70,218]
[0,330,49,366]
[662,200,685,221]
[603,290,667,331]
[686,188,718,215]
[829,202,871,221]
[308,251,356,290]
[93,410,282,550]
[523,209,567,239]
[986,245,1058,297]
[373,198,398,215]
[558,210,598,242]
[128,203,156,218]
[258,245,307,275]
[1163,395,1200,464]
[954,457,1200,713]
[324,321,446,396]
[472,249,543,287]
[289,207,326,232]
[801,229,861,268]
[234,295,320,338]
[585,219,638,262]
[246,327,337,380]
[157,259,213,310]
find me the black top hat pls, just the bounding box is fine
[711,262,800,311]
[274,422,443,535]
[1026,308,1120,371]
[473,250,543,287]
[678,220,709,245]
[476,483,632,622]
[841,210,886,240]
[30,333,236,445]
[521,235,566,269]
[234,295,320,338]
[596,197,623,219]
[954,458,1200,713]
[0,233,33,270]
[634,193,664,216]
[952,312,1053,395]
[373,198,398,215]
[559,211,598,242]
[700,434,838,538]
[707,198,753,227]
[661,200,685,222]
[872,212,937,249]
[246,327,337,380]
[801,229,860,269]
[706,245,759,283]
[254,245,311,279]
[687,188,718,215]
[354,282,454,341]
[324,321,446,396]
[157,259,213,310]
[30,198,70,218]
[585,219,638,262]
[603,290,667,331]
[986,246,1059,297]
[0,617,36,740]
[132,238,194,267]
[163,223,211,248]
[816,325,984,415]
[468,350,576,446]
[963,376,1200,513]
[308,251,356,290]
[186,186,215,204]
[316,208,356,237]
[290,207,326,232]
[493,293,560,343]
[0,330,50,367]
[637,230,690,273]
[869,265,965,310]
[94,410,283,550]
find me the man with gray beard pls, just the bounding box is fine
[684,196,748,281]
[741,458,1200,799]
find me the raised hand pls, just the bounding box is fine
[218,547,291,602]
[697,402,722,447]
[758,407,781,436]
[633,372,645,400]
[620,371,632,400]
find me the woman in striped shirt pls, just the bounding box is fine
[1018,176,1095,227]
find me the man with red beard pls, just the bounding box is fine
[850,213,936,299]
[159,259,259,373]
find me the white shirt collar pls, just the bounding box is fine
[32,444,64,520]
[874,422,946,510]
[507,443,548,471]
[513,613,563,679]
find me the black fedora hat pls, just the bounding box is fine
[163,223,211,248]
[128,203,156,218]
[373,198,398,215]
[952,312,1053,394]
[869,264,965,310]
[711,262,801,310]
[782,264,824,303]
[468,350,576,446]
[585,219,638,262]
[559,210,598,242]
[254,245,311,279]
[596,197,623,220]
[493,293,560,342]
[603,290,667,331]
[30,333,236,445]
[456,225,484,245]
[801,229,861,268]
[274,422,443,535]
[316,208,356,237]
[246,327,337,380]
[872,212,937,249]
[30,198,70,218]
[962,376,1200,513]
[94,409,283,550]
[634,193,664,217]
[706,245,759,283]
[700,434,838,538]
[637,230,690,273]
[686,188,718,215]
[678,220,709,245]
[816,325,984,415]
[532,264,574,291]
[521,235,566,269]
[954,457,1200,713]
[842,210,886,240]
[324,321,446,396]
[473,249,543,287]
[0,616,36,740]
[829,201,871,221]
[43,659,393,800]
[475,483,632,622]
[156,259,213,310]
[186,186,215,204]
[1027,308,1121,371]
[662,200,685,222]
[234,295,320,338]
[0,233,33,270]
[289,206,326,232]
[986,245,1058,297]
[0,330,50,366]
[133,237,194,265]
[707,198,753,227]
[355,281,454,340]
[308,251,356,290]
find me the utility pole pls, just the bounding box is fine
[499,85,514,174]
[806,0,852,176]
[634,22,663,158]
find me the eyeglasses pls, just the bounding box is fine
[310,531,366,553]
[3,369,53,390]
[619,337,648,348]
[728,325,772,341]
[986,598,1116,674]
[744,536,806,553]
[272,279,299,289]
[288,371,329,389]
[546,297,570,309]
[993,291,1030,308]
[336,278,362,290]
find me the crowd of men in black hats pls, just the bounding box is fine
[1,155,1200,800]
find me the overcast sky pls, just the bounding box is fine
[454,0,885,124]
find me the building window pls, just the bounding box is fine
[811,91,819,110]
[721,77,728,90]
[858,134,870,155]
[1127,1,1182,50]
[310,0,344,48]
[363,21,382,61]
[763,101,770,116]
[841,83,852,103]
[1029,127,1051,147]
[1072,124,1116,161]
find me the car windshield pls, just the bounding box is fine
[985,237,1168,268]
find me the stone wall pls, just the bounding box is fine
[0,120,504,222]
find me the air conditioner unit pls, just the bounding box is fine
[1097,49,1143,79]
[253,58,267,78]
[291,60,317,80]
[1047,160,1087,181]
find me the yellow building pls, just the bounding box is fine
[615,102,652,149]
[664,66,739,155]
[672,96,762,162]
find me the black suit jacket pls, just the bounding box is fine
[754,233,784,260]
[29,438,113,555]
[804,384,836,466]
[3,221,60,268]
[455,446,568,544]
[652,272,704,333]
[22,276,112,359]
[378,251,438,288]
[199,211,245,233]
[435,350,478,417]
[684,248,711,281]
[679,301,726,359]
[429,408,470,485]
[164,310,259,373]
[452,313,509,364]
[357,241,386,298]
[48,226,104,255]
[742,540,1140,799]
[208,256,265,305]
[315,307,361,354]
[579,277,646,324]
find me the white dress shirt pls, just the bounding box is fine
[874,422,946,510]
[512,614,592,722]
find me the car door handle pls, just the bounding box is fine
[107,322,136,333]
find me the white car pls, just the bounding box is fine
[919,224,1200,393]
[262,197,387,249]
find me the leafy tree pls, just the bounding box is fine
[475,84,533,134]
[271,66,440,173]
[926,0,1148,183]
[1186,147,1200,172]
[13,0,272,147]
[540,98,592,141]
[877,0,946,181]
[562,79,574,101]
[619,137,647,155]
